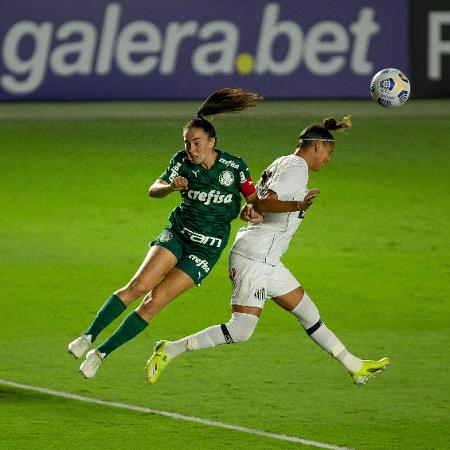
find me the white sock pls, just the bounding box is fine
[164,312,258,359]
[165,325,225,359]
[291,292,362,372]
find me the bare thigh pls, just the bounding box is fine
[272,286,305,312]
[115,245,178,304]
[232,304,262,318]
[137,267,195,321]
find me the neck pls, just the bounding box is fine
[294,147,312,169]
[201,149,218,169]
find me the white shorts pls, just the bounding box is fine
[229,252,300,308]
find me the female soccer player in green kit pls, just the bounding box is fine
[68,88,313,378]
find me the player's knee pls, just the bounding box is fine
[137,293,163,321]
[223,312,259,343]
[290,292,321,330]
[125,278,150,299]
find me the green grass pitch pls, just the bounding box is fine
[0,100,449,449]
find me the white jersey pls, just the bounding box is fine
[231,154,308,265]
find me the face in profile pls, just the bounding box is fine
[310,141,335,171]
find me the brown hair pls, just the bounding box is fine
[298,115,352,148]
[183,88,263,143]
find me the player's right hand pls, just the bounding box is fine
[241,204,264,223]
[300,188,320,210]
[170,176,189,191]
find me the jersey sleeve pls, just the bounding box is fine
[238,160,256,197]
[266,160,308,200]
[158,151,184,184]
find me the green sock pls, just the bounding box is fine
[97,311,148,356]
[84,294,127,342]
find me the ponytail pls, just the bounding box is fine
[298,115,352,147]
[184,88,263,143]
[197,88,263,117]
[322,115,352,132]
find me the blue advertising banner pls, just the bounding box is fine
[410,0,450,97]
[0,1,409,100]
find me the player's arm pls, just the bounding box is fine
[240,203,264,223]
[239,171,263,223]
[238,162,318,220]
[246,189,320,213]
[240,189,319,222]
[149,177,188,198]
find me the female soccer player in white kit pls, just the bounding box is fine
[146,116,390,385]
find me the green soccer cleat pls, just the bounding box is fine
[145,340,170,384]
[350,357,390,385]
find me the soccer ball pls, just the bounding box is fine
[370,68,411,107]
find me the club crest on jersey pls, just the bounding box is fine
[219,170,234,187]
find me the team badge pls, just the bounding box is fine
[219,170,234,187]
[254,287,266,301]
[159,230,173,243]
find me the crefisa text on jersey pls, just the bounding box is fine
[186,189,233,206]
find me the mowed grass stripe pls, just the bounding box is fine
[0,379,354,450]
[1,100,449,121]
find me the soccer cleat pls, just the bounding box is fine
[67,335,92,359]
[350,357,390,385]
[145,340,170,384]
[79,349,105,379]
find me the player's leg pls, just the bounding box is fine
[163,252,266,358]
[163,306,261,359]
[146,253,267,384]
[98,267,194,354]
[80,267,194,378]
[147,307,261,384]
[272,271,389,384]
[273,287,364,369]
[68,245,178,359]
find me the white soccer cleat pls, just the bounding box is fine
[67,335,92,359]
[79,349,105,379]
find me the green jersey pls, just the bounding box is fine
[159,149,255,252]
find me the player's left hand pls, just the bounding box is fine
[298,188,320,211]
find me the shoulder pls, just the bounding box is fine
[170,150,189,163]
[273,155,307,172]
[217,150,248,170]
[168,150,193,171]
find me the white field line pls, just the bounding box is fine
[0,379,355,450]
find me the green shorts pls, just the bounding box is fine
[152,225,223,286]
